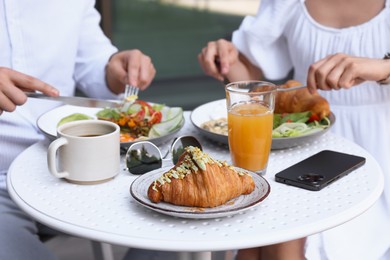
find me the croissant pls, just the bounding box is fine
[275,80,330,119]
[147,146,255,208]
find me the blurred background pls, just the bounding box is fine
[96,0,260,110]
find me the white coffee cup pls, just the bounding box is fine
[47,120,120,184]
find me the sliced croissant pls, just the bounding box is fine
[147,146,255,208]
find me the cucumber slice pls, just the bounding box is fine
[57,113,93,127]
[149,107,183,138]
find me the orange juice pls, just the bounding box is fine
[228,102,273,172]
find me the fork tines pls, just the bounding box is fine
[123,85,139,102]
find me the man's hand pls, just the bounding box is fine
[0,67,58,115]
[105,50,156,94]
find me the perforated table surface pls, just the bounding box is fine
[7,112,384,259]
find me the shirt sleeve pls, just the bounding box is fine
[232,0,296,80]
[73,1,118,99]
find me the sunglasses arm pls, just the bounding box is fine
[161,158,175,168]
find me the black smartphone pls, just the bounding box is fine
[274,150,366,191]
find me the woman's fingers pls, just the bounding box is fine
[199,41,223,80]
[198,39,238,81]
[307,53,362,92]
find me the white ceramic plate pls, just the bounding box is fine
[190,99,335,150]
[130,166,270,219]
[37,104,184,147]
[190,99,228,145]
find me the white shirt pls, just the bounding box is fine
[232,0,390,259]
[0,0,118,188]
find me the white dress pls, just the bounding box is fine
[232,0,390,259]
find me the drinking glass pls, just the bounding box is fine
[225,80,277,175]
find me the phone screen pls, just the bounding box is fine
[274,150,366,191]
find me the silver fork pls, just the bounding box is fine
[121,85,139,111]
[123,84,139,103]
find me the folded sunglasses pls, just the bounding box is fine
[125,135,202,175]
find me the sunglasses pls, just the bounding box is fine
[125,135,203,175]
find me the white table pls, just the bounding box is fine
[7,112,384,260]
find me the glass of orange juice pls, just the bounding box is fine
[226,81,277,175]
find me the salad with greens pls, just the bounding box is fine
[97,100,183,142]
[57,100,183,143]
[272,111,331,138]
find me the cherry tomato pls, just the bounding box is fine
[149,111,162,124]
[135,100,153,112]
[135,109,146,121]
[308,114,320,122]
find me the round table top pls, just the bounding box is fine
[7,112,384,252]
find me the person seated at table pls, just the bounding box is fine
[198,0,390,259]
[0,1,156,259]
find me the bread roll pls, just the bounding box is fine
[275,80,330,119]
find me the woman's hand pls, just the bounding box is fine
[105,49,156,94]
[198,39,263,82]
[198,39,240,81]
[0,67,58,115]
[307,53,390,93]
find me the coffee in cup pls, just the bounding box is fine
[47,120,120,184]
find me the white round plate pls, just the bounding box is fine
[190,99,335,150]
[37,104,184,147]
[130,166,270,219]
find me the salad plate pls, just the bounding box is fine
[190,99,335,150]
[37,104,184,147]
[130,166,270,219]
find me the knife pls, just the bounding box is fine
[25,92,121,108]
[277,85,307,92]
[248,84,307,93]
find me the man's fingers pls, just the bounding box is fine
[0,67,58,114]
[106,50,157,94]
[137,56,156,90]
[125,51,142,87]
[8,70,58,96]
[0,91,18,112]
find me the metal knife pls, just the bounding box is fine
[277,85,307,92]
[25,92,121,108]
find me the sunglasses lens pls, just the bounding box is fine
[126,142,162,175]
[171,136,202,165]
